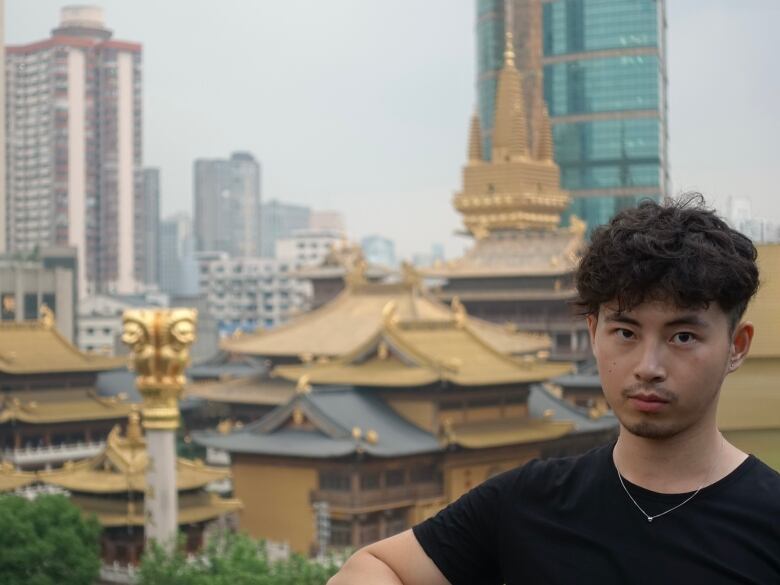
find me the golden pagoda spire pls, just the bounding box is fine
[467,110,483,163]
[533,100,554,161]
[491,30,529,162]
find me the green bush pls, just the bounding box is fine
[139,532,340,585]
[0,494,101,585]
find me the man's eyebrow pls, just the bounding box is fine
[602,312,710,328]
[603,313,641,326]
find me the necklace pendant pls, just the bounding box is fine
[647,516,653,523]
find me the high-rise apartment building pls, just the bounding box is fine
[476,0,668,228]
[5,6,144,297]
[193,151,261,257]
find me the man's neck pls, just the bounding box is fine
[612,424,747,494]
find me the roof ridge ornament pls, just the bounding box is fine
[39,303,55,329]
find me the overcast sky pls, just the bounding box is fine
[7,1,780,259]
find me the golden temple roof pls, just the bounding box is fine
[445,417,574,449]
[38,411,231,493]
[0,461,36,492]
[0,320,124,375]
[0,389,132,424]
[273,315,572,388]
[222,279,550,359]
[69,491,242,528]
[186,375,295,406]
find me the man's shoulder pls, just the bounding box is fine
[495,441,613,497]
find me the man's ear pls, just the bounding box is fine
[586,314,598,355]
[728,321,754,373]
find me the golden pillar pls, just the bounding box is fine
[121,308,197,548]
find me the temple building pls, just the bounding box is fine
[219,265,549,363]
[0,308,131,470]
[38,409,242,565]
[719,244,780,470]
[195,272,616,554]
[424,32,590,362]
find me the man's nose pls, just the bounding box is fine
[634,342,667,383]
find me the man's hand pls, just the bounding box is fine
[327,529,451,585]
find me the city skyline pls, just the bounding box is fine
[7,0,780,259]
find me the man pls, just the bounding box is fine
[328,197,779,584]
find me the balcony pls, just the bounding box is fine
[310,481,443,513]
[3,441,105,468]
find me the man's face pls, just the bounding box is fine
[587,300,752,440]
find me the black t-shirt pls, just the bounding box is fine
[413,443,780,585]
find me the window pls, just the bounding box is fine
[319,470,350,491]
[410,465,438,484]
[385,469,405,487]
[360,472,380,491]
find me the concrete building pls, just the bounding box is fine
[197,253,311,334]
[5,6,145,296]
[276,228,345,270]
[194,152,261,257]
[476,0,668,229]
[361,235,396,268]
[0,246,77,341]
[159,212,198,297]
[77,291,168,355]
[142,168,160,287]
[260,200,311,258]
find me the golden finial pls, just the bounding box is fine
[365,429,379,445]
[441,418,457,445]
[382,301,399,327]
[400,261,421,288]
[451,296,467,328]
[344,257,368,289]
[351,427,363,441]
[39,304,55,329]
[126,405,143,446]
[296,375,312,394]
[377,340,389,360]
[217,419,233,435]
[504,31,515,68]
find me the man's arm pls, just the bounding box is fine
[327,529,450,585]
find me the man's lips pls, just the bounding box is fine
[628,393,670,412]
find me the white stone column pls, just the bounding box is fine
[145,429,178,546]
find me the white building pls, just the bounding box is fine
[197,254,311,334]
[77,292,168,355]
[276,228,345,269]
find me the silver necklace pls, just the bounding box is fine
[614,439,723,523]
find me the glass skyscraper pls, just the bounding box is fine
[476,0,668,229]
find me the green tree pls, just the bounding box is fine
[139,532,340,585]
[0,494,101,585]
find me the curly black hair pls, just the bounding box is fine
[575,194,759,328]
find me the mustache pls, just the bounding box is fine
[621,384,677,402]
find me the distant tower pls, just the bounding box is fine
[193,152,261,257]
[5,6,145,296]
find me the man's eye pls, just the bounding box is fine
[615,329,634,340]
[672,332,696,344]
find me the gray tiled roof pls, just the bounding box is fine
[528,384,617,432]
[193,387,442,458]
